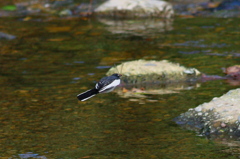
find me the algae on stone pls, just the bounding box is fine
[107,59,201,84]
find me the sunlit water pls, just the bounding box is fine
[0,17,240,158]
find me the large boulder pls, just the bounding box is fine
[106,59,201,84]
[95,0,174,18]
[174,88,240,139]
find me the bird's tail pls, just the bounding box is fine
[77,88,99,101]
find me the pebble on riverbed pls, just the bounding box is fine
[0,32,16,40]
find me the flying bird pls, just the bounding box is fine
[77,73,121,101]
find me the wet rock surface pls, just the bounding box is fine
[174,88,240,139]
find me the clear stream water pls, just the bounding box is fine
[0,16,240,158]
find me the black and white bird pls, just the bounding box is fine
[77,73,121,101]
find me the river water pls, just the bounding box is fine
[0,16,240,158]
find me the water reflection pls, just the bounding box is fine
[19,152,47,159]
[97,18,173,36]
[115,81,200,103]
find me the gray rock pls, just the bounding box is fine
[174,88,240,139]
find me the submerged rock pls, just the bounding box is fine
[106,59,201,84]
[95,0,174,18]
[0,32,16,40]
[174,88,240,139]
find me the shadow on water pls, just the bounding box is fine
[0,16,240,158]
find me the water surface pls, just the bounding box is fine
[0,17,240,158]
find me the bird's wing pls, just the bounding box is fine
[95,76,118,90]
[95,77,114,90]
[98,79,120,93]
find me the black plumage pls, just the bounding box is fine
[77,73,121,101]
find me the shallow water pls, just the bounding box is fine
[0,16,240,158]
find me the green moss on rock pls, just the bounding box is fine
[107,59,201,84]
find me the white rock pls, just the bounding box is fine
[95,0,174,18]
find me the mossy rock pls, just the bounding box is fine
[106,59,201,84]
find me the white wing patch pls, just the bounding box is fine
[99,79,120,93]
[95,83,99,89]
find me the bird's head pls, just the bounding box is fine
[112,73,122,78]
